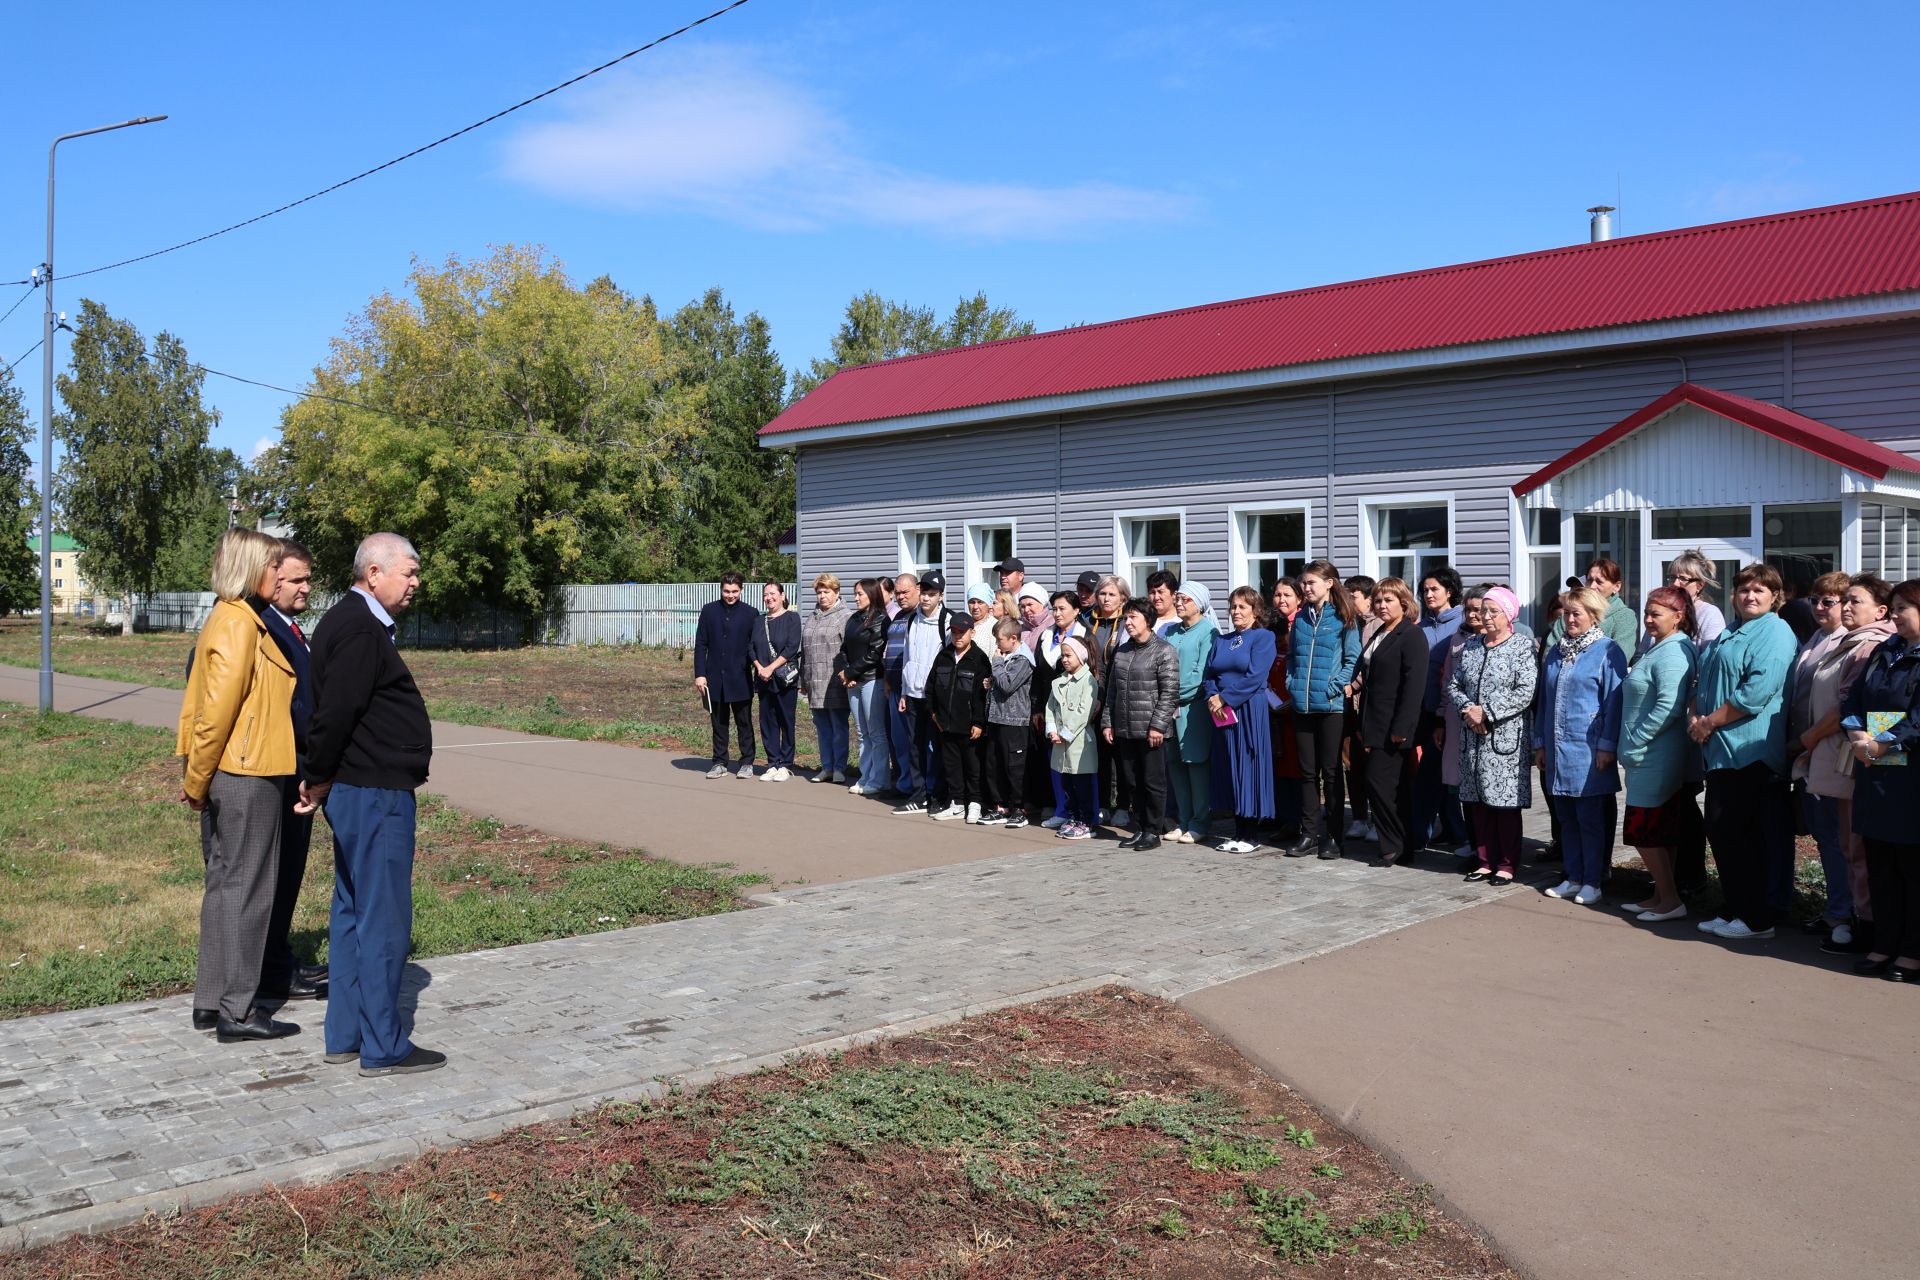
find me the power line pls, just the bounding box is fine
[3,336,43,375]
[58,0,754,283]
[0,284,37,327]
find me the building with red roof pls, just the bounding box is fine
[765,192,1920,622]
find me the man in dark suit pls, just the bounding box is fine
[298,533,444,1077]
[693,570,758,778]
[254,539,327,1004]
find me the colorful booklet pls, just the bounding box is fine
[1211,703,1238,728]
[1867,711,1908,766]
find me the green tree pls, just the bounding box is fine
[0,362,37,615]
[150,446,245,592]
[791,290,1035,397]
[53,301,215,632]
[267,246,695,618]
[666,288,792,581]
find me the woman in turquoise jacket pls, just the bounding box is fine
[1284,560,1363,859]
[1688,563,1799,941]
[1618,585,1700,921]
[1534,587,1628,904]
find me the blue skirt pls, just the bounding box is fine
[1211,697,1275,818]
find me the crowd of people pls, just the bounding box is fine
[695,552,1920,972]
[174,528,446,1072]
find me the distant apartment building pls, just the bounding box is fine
[24,533,103,614]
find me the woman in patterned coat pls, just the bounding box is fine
[1450,585,1538,885]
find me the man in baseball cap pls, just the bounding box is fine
[994,558,1026,595]
[1074,570,1101,620]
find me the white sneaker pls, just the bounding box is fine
[1713,919,1775,940]
[965,802,982,824]
[1545,880,1582,900]
[1112,808,1131,828]
[848,780,865,793]
[1637,904,1688,922]
[1829,923,1854,946]
[1165,828,1186,843]
[1041,814,1068,830]
[759,767,779,781]
[931,804,965,821]
[1176,828,1197,844]
[1697,917,1729,933]
[1218,839,1256,854]
[705,764,729,779]
[736,764,755,779]
[1573,885,1603,907]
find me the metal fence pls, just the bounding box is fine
[140,582,796,649]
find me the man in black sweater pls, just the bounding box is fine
[298,532,444,1077]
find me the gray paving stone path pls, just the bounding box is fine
[0,839,1526,1250]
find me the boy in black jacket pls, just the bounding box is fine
[927,612,992,823]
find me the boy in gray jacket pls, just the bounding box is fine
[983,617,1034,827]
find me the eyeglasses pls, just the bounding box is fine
[1814,596,1844,608]
[1668,573,1699,585]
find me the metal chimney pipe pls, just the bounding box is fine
[1588,205,1616,242]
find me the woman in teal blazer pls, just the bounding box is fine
[1619,586,1700,920]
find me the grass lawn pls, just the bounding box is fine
[0,618,833,763]
[0,988,1519,1280]
[0,703,763,1018]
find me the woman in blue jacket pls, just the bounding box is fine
[1842,578,1920,980]
[1204,585,1277,853]
[1285,560,1363,859]
[1535,587,1628,905]
[1688,563,1799,941]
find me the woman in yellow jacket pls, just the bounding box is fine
[176,528,300,1042]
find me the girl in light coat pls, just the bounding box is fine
[1045,638,1101,840]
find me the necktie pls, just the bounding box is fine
[290,619,306,647]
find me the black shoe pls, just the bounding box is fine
[1282,835,1317,858]
[360,1046,447,1077]
[191,1008,218,1032]
[1463,869,1492,883]
[1821,931,1876,956]
[1885,964,1920,984]
[216,1007,301,1042]
[297,962,329,985]
[1317,839,1341,861]
[1801,917,1834,936]
[1134,834,1162,852]
[260,970,327,1003]
[1115,831,1142,849]
[1534,842,1562,865]
[1853,957,1894,976]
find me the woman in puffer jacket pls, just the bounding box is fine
[1102,598,1180,851]
[1285,560,1362,859]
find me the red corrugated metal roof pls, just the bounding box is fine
[763,190,1920,438]
[1513,383,1920,495]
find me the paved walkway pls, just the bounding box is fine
[0,826,1504,1249]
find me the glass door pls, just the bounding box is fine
[1650,507,1758,614]
[1574,513,1644,608]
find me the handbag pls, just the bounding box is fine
[765,617,798,689]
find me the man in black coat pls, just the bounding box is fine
[298,532,444,1078]
[253,540,326,1004]
[693,570,759,778]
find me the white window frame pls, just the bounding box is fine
[897,523,945,578]
[1227,502,1312,592]
[1360,493,1457,585]
[1113,507,1187,589]
[962,519,1016,593]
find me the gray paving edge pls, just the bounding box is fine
[0,971,1133,1255]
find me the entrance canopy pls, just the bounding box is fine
[1513,383,1920,511]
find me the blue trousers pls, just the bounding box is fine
[811,706,850,773]
[1557,792,1612,887]
[850,679,889,789]
[1804,792,1851,922]
[324,783,417,1069]
[759,683,797,768]
[887,688,920,794]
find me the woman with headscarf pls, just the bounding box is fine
[967,583,998,651]
[1451,586,1538,886]
[1165,582,1221,843]
[1205,586,1277,853]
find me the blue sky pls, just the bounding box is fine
[2,1,1915,463]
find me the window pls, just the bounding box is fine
[1230,505,1308,596]
[1652,506,1751,541]
[898,525,943,577]
[1762,503,1841,600]
[53,578,63,589]
[1573,513,1643,609]
[1364,499,1452,585]
[1117,512,1184,587]
[53,557,62,569]
[1522,506,1564,630]
[963,522,1014,591]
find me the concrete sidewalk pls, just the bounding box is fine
[0,665,1067,887]
[1183,889,1920,1280]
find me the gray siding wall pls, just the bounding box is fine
[793,320,1920,597]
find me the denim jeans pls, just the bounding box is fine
[1803,792,1852,923]
[850,679,890,790]
[887,687,920,794]
[811,706,850,774]
[1557,792,1613,887]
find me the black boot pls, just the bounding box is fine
[1282,833,1318,858]
[1317,837,1341,860]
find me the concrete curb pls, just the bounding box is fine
[0,972,1132,1255]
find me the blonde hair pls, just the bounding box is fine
[813,572,840,595]
[1561,586,1610,627]
[1374,576,1418,618]
[993,589,1017,619]
[209,528,283,602]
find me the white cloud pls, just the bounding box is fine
[500,52,1193,239]
[249,436,275,461]
[1684,155,1817,221]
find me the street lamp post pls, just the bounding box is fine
[37,115,166,713]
